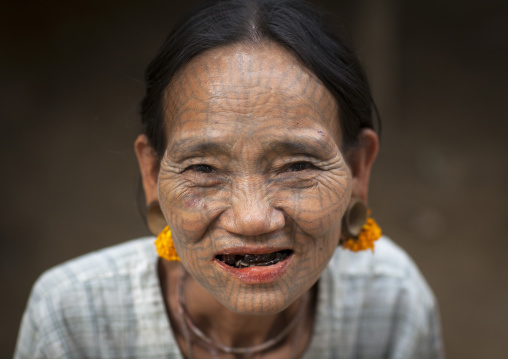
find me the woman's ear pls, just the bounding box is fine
[347,128,379,202]
[134,134,160,206]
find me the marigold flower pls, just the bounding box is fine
[341,217,382,252]
[155,225,181,262]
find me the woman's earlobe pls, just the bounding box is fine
[350,128,379,202]
[134,134,160,206]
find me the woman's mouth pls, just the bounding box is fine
[216,250,292,269]
[214,248,294,284]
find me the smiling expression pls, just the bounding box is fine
[157,42,352,315]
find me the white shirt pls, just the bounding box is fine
[14,236,444,358]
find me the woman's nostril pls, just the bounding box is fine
[223,204,285,236]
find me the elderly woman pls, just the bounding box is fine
[15,0,443,358]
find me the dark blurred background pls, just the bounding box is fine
[1,0,507,357]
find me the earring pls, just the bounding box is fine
[147,202,167,236]
[340,197,382,252]
[147,202,181,262]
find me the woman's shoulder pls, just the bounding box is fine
[15,237,173,358]
[29,237,157,305]
[307,237,444,358]
[332,236,430,283]
[327,235,438,315]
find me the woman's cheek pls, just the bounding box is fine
[160,180,229,244]
[276,172,351,237]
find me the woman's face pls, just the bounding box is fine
[158,43,352,315]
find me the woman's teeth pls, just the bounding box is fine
[218,250,292,268]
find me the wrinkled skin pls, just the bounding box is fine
[135,42,378,354]
[159,42,350,315]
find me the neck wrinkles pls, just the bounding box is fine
[159,259,312,355]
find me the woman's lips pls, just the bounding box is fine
[217,250,292,268]
[214,251,294,284]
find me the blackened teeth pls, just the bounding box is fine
[217,250,292,268]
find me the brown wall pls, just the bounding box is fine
[2,0,507,357]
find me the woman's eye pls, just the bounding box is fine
[287,161,313,172]
[191,164,214,173]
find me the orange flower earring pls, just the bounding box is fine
[147,202,181,262]
[154,225,180,262]
[340,198,382,252]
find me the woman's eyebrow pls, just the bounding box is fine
[264,138,331,154]
[169,133,334,159]
[169,140,231,159]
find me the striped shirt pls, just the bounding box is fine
[14,236,444,358]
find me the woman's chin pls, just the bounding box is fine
[211,287,297,316]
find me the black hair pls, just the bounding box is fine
[140,0,380,160]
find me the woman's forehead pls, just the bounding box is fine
[163,42,341,144]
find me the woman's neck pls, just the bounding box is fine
[183,270,304,349]
[158,260,316,358]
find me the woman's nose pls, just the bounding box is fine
[221,179,285,236]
